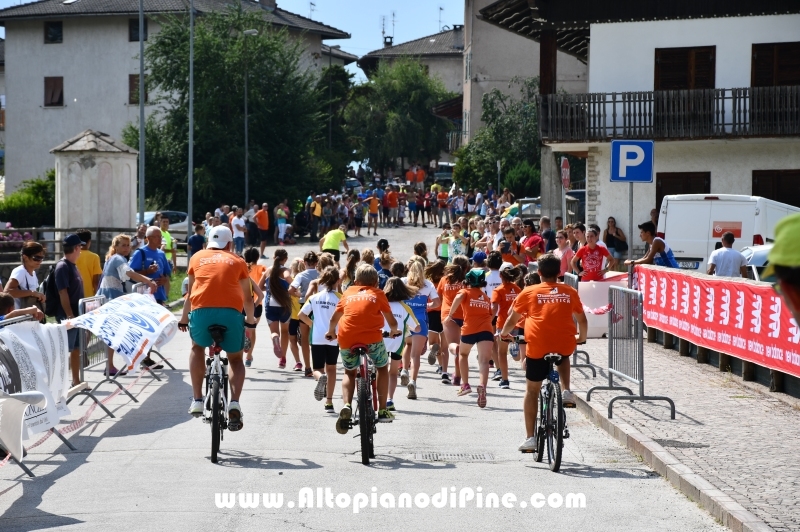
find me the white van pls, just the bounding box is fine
[656,194,800,272]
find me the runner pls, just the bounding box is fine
[490,264,522,389]
[437,255,470,386]
[377,252,393,289]
[289,251,320,373]
[340,249,361,290]
[400,258,440,400]
[287,258,310,375]
[383,278,420,412]
[365,191,381,236]
[263,248,293,369]
[425,260,447,375]
[242,247,265,367]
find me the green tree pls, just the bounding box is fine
[314,64,355,187]
[345,58,454,173]
[123,5,325,218]
[0,169,56,227]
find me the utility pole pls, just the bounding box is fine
[138,0,145,223]
[243,29,258,207]
[187,0,194,226]
[328,45,341,150]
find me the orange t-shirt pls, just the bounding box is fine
[458,287,493,335]
[437,277,465,320]
[500,240,522,265]
[416,169,426,183]
[491,281,520,332]
[437,192,449,208]
[336,285,392,349]
[405,170,415,183]
[367,197,381,214]
[188,249,249,311]
[512,282,583,359]
[387,191,399,208]
[249,264,266,302]
[254,209,269,230]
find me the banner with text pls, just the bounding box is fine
[634,265,800,378]
[69,294,178,373]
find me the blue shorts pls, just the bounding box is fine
[266,305,291,323]
[189,307,245,353]
[408,203,418,213]
[410,311,429,337]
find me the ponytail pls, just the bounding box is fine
[269,249,292,312]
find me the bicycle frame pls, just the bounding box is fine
[205,343,229,422]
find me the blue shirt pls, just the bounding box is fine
[129,246,172,302]
[54,258,84,319]
[377,268,392,290]
[375,188,385,200]
[187,234,205,257]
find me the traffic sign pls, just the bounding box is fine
[560,157,570,189]
[610,140,654,183]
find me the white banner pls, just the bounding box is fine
[0,390,47,461]
[0,321,71,439]
[68,293,178,373]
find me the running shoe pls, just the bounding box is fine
[336,404,352,434]
[452,375,461,387]
[436,365,443,375]
[441,372,451,385]
[457,384,472,396]
[304,368,313,378]
[104,367,127,377]
[499,379,510,389]
[407,381,417,400]
[518,436,538,452]
[244,359,252,368]
[427,343,440,365]
[386,400,396,412]
[293,362,303,371]
[227,401,243,431]
[562,390,577,408]
[141,357,164,370]
[278,357,286,369]
[314,374,327,401]
[491,369,503,381]
[188,399,203,417]
[272,335,283,359]
[377,409,395,423]
[400,369,410,387]
[324,403,335,413]
[476,385,487,408]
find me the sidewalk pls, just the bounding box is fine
[574,339,800,532]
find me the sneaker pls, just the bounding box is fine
[427,343,440,365]
[324,403,335,413]
[386,400,396,412]
[293,362,303,372]
[336,404,352,434]
[499,379,510,389]
[377,409,395,423]
[314,374,327,401]
[457,384,472,396]
[244,359,252,368]
[452,375,461,387]
[373,232,378,236]
[141,357,164,370]
[407,381,417,400]
[188,399,203,417]
[491,369,502,381]
[104,367,127,377]
[441,372,451,385]
[562,389,577,408]
[435,365,443,375]
[227,401,243,431]
[272,335,283,359]
[518,436,538,452]
[278,357,286,369]
[476,385,487,408]
[400,369,410,387]
[304,368,313,378]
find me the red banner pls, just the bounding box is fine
[634,265,800,379]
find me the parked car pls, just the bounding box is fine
[433,162,455,188]
[137,210,189,239]
[344,178,363,195]
[741,244,773,282]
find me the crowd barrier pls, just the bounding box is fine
[131,283,176,370]
[587,286,676,419]
[564,273,596,377]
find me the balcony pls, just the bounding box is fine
[538,86,800,143]
[445,130,463,153]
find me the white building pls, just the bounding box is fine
[0,0,349,193]
[320,44,358,69]
[481,1,800,256]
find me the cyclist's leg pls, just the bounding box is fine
[189,343,206,399]
[556,355,571,395]
[524,378,543,438]
[366,341,390,411]
[476,339,493,388]
[187,308,217,399]
[339,347,360,406]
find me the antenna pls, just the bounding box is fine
[392,11,396,38]
[309,1,316,19]
[439,6,443,32]
[381,15,386,40]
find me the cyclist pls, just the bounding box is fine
[179,226,255,431]
[499,253,587,451]
[326,264,400,433]
[383,278,420,411]
[400,257,440,400]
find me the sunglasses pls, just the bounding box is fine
[30,255,45,262]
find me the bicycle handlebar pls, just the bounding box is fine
[498,334,586,346]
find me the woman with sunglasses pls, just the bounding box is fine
[6,241,45,309]
[602,217,627,260]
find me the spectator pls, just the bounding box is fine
[130,226,173,307]
[75,229,102,297]
[707,232,747,277]
[6,241,46,310]
[436,188,450,227]
[254,203,270,259]
[520,219,545,264]
[572,223,587,250]
[499,227,525,266]
[231,207,247,255]
[650,208,659,227]
[554,216,564,231]
[131,223,148,252]
[540,216,556,252]
[220,205,231,225]
[552,230,574,280]
[571,227,616,281]
[0,293,44,322]
[244,200,258,247]
[187,224,206,259]
[160,217,177,268]
[764,213,800,322]
[625,221,680,268]
[603,217,628,260]
[56,234,85,386]
[386,186,399,227]
[275,202,289,245]
[309,195,322,243]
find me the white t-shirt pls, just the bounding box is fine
[484,269,502,300]
[383,301,419,354]
[299,288,341,346]
[9,265,38,310]
[708,247,747,277]
[243,208,256,223]
[231,217,246,238]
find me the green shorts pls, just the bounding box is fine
[340,341,389,371]
[189,307,245,354]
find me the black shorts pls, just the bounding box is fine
[258,229,270,242]
[354,217,363,228]
[311,344,338,369]
[242,304,263,319]
[424,206,431,213]
[427,310,442,333]
[289,318,300,336]
[390,348,404,361]
[323,249,340,263]
[526,355,568,382]
[461,331,494,345]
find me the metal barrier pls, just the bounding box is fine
[563,273,596,378]
[587,286,675,419]
[131,283,176,370]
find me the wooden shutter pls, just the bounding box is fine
[752,42,800,87]
[655,46,715,90]
[691,47,715,89]
[128,74,147,104]
[656,172,710,212]
[44,77,63,107]
[753,170,800,208]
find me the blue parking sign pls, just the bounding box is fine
[610,140,654,183]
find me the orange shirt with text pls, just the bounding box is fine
[188,250,249,311]
[336,285,392,349]
[491,281,520,331]
[458,287,493,335]
[437,277,465,320]
[512,282,583,359]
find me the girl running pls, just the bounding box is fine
[340,248,361,290]
[299,266,342,413]
[288,258,309,374]
[243,247,265,367]
[383,278,420,412]
[446,269,494,407]
[400,258,440,400]
[304,252,335,300]
[491,264,522,389]
[437,255,469,386]
[262,248,293,368]
[484,251,504,377]
[425,260,446,376]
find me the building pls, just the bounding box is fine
[321,44,358,68]
[0,0,349,192]
[481,0,800,255]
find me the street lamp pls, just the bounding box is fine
[187,0,195,227]
[327,44,341,150]
[243,29,258,207]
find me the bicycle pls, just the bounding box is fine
[205,325,230,464]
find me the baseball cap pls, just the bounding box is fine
[207,226,233,249]
[471,251,487,264]
[63,233,85,247]
[763,213,800,282]
[499,262,515,272]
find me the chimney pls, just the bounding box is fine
[383,35,393,48]
[259,0,277,8]
[452,24,464,50]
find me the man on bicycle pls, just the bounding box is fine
[499,253,587,452]
[178,226,256,431]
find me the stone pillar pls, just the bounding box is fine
[540,146,562,221]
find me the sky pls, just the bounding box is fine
[0,0,466,81]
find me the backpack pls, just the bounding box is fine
[42,260,62,317]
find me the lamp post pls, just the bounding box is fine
[187,0,195,227]
[243,29,258,207]
[138,0,145,224]
[327,44,341,150]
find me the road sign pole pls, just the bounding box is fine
[629,182,633,257]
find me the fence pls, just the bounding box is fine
[587,285,675,419]
[563,272,596,378]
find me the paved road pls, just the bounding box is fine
[0,225,724,531]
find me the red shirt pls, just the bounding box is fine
[574,245,611,282]
[521,233,545,263]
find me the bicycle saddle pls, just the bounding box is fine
[208,325,227,343]
[543,353,563,362]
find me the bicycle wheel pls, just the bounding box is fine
[211,379,221,464]
[358,376,373,465]
[533,387,546,463]
[546,381,564,472]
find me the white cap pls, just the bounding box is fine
[499,262,515,272]
[207,226,232,249]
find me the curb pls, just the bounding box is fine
[575,395,773,532]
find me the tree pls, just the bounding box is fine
[123,5,325,218]
[345,59,454,173]
[314,64,355,187]
[0,169,56,227]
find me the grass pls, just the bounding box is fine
[168,270,187,304]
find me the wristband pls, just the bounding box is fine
[244,322,257,329]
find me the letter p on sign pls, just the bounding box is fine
[610,140,654,183]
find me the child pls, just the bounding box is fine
[327,264,400,432]
[299,266,342,413]
[425,260,446,375]
[0,293,44,322]
[243,247,265,367]
[187,224,206,259]
[437,255,470,386]
[400,258,440,400]
[491,264,522,389]
[446,269,495,408]
[288,258,310,376]
[382,278,420,412]
[377,252,393,290]
[398,199,407,226]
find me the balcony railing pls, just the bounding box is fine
[446,130,463,153]
[538,86,800,142]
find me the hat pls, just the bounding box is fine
[465,268,486,288]
[471,251,487,264]
[763,213,800,281]
[207,226,233,249]
[63,233,85,247]
[499,262,515,272]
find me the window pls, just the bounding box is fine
[44,21,63,44]
[654,46,715,90]
[656,172,710,213]
[753,170,800,208]
[128,74,148,105]
[44,77,64,107]
[129,18,148,42]
[752,42,800,87]
[465,52,472,81]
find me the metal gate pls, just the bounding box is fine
[563,272,596,378]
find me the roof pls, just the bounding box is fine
[50,129,138,154]
[321,44,357,66]
[479,0,800,62]
[358,26,464,75]
[0,0,350,39]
